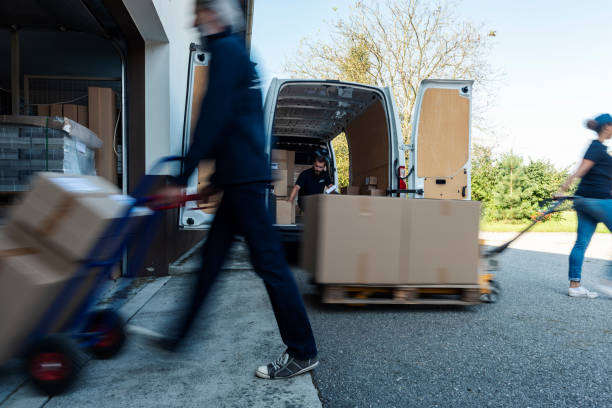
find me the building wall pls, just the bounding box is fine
[122,0,198,172]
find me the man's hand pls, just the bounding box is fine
[152,185,184,207]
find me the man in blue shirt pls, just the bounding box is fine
[155,0,318,379]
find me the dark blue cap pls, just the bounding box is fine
[595,113,612,126]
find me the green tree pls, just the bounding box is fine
[471,144,497,206]
[332,133,350,188]
[285,0,497,144]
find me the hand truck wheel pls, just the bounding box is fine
[85,309,126,359]
[26,335,82,395]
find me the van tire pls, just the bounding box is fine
[283,241,300,265]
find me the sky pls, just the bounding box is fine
[251,0,612,170]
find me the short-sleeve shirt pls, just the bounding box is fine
[575,140,612,198]
[296,168,332,208]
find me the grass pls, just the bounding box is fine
[480,211,611,233]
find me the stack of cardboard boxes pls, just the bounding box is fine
[0,173,150,363]
[301,194,481,286]
[341,176,385,197]
[271,149,296,224]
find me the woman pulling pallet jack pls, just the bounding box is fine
[485,113,612,300]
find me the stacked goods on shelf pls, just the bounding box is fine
[359,175,385,196]
[0,116,102,192]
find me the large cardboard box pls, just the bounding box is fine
[301,195,480,285]
[0,226,78,364]
[271,149,295,177]
[272,169,288,197]
[276,199,295,224]
[399,199,480,284]
[302,195,402,284]
[8,173,150,261]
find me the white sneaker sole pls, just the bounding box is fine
[568,292,598,298]
[255,360,319,379]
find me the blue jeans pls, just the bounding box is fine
[568,197,612,282]
[174,183,317,360]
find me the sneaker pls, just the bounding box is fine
[255,350,319,379]
[568,286,599,298]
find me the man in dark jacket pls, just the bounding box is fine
[155,0,318,379]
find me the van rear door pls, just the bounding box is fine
[408,79,473,200]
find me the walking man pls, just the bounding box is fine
[155,0,318,379]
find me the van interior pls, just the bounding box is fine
[271,81,394,226]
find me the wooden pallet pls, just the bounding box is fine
[320,284,483,305]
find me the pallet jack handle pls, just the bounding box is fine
[483,196,575,258]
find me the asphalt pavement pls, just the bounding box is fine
[298,240,612,407]
[2,233,610,407]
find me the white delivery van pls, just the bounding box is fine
[179,45,474,245]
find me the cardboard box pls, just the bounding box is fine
[88,87,118,184]
[77,105,89,127]
[301,195,480,285]
[341,186,360,195]
[302,195,402,284]
[276,199,295,224]
[272,169,288,196]
[0,226,78,363]
[271,149,295,177]
[364,188,387,197]
[365,176,378,186]
[49,104,62,117]
[63,104,79,122]
[399,199,480,284]
[360,185,384,196]
[8,173,150,261]
[37,105,50,116]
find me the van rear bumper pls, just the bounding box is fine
[274,224,302,242]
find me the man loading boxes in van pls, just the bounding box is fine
[286,155,334,212]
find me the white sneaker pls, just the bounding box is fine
[568,286,599,298]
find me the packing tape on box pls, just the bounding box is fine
[358,198,373,216]
[437,267,449,284]
[0,247,39,257]
[440,201,452,216]
[39,196,75,236]
[357,253,368,283]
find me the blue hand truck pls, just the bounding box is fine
[11,156,200,395]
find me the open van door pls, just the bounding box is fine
[408,79,473,200]
[179,43,216,229]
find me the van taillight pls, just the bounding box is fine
[398,166,407,189]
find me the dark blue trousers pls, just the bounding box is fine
[175,183,317,360]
